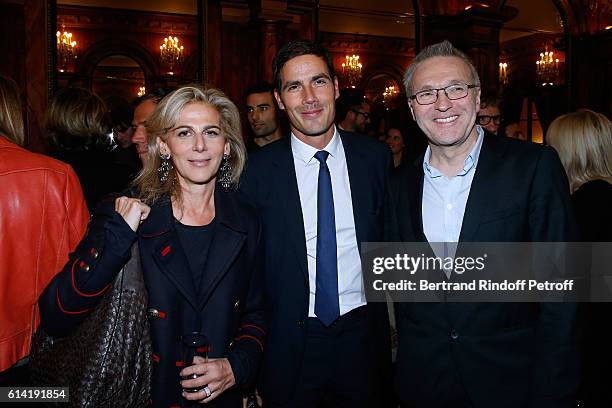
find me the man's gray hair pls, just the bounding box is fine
[403,40,481,97]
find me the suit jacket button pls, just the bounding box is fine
[450,329,459,340]
[229,341,234,348]
[297,320,305,328]
[234,299,240,310]
[89,248,99,259]
[148,308,159,319]
[81,263,90,272]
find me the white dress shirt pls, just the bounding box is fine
[291,128,365,318]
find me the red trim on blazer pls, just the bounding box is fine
[56,288,92,315]
[235,335,264,352]
[161,245,171,256]
[70,258,111,297]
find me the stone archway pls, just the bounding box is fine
[77,39,159,89]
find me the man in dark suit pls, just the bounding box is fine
[240,39,392,408]
[390,40,579,408]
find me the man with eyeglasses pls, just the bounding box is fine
[477,94,502,135]
[337,90,371,134]
[388,40,579,408]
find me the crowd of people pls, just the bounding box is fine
[1,38,611,408]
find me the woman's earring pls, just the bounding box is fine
[218,153,232,191]
[158,152,173,183]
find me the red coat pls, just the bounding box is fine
[0,136,88,372]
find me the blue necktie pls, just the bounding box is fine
[313,150,339,327]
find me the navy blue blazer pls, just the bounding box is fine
[240,130,393,406]
[389,133,580,408]
[39,187,266,408]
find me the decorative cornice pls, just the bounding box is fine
[320,32,415,56]
[57,5,197,35]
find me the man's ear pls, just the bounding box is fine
[408,100,416,121]
[274,89,285,111]
[333,76,340,100]
[475,88,481,112]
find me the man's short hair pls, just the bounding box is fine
[336,89,367,121]
[272,39,336,92]
[132,88,169,109]
[403,40,481,97]
[244,81,275,100]
[480,94,501,111]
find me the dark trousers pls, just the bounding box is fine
[266,306,385,408]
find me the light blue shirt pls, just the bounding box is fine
[291,127,365,318]
[422,126,485,245]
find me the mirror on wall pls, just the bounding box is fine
[92,55,145,103]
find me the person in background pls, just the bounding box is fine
[109,101,141,188]
[336,89,371,134]
[546,109,612,240]
[39,86,265,408]
[385,127,406,168]
[46,87,118,210]
[0,75,88,385]
[132,89,168,163]
[547,109,612,407]
[245,81,283,150]
[476,94,502,136]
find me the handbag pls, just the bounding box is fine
[30,243,152,408]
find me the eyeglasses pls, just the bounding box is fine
[351,109,371,120]
[409,83,478,105]
[477,115,502,126]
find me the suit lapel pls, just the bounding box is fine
[274,138,309,280]
[198,189,246,309]
[458,133,501,242]
[139,199,200,310]
[410,162,427,242]
[341,132,369,247]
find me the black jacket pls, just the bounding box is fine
[389,133,580,408]
[239,131,393,406]
[40,187,266,407]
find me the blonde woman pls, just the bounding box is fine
[547,109,612,407]
[40,86,265,407]
[547,109,612,241]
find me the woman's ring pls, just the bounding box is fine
[203,385,212,398]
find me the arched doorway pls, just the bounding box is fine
[92,55,145,103]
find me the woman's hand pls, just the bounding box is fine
[114,196,151,232]
[180,357,236,404]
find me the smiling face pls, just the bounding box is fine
[158,102,229,189]
[246,91,279,138]
[408,56,480,148]
[274,54,339,147]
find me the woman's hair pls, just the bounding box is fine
[546,109,612,193]
[46,87,111,151]
[0,75,25,146]
[134,85,246,204]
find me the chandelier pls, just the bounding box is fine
[499,62,508,85]
[56,25,77,72]
[137,86,146,97]
[536,48,562,86]
[382,85,398,108]
[342,54,362,88]
[159,35,184,75]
